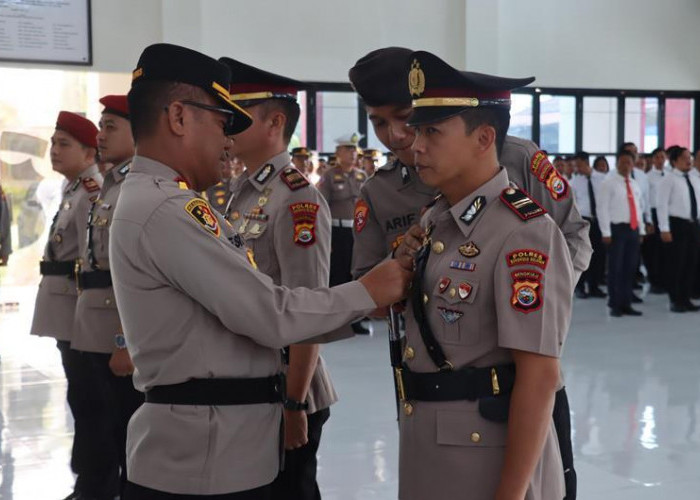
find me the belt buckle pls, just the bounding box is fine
[394,367,406,402]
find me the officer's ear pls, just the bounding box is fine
[268,110,286,137]
[475,124,496,155]
[164,101,187,137]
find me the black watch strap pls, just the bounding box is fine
[283,398,309,411]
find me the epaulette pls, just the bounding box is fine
[82,177,100,193]
[500,187,546,221]
[280,167,310,191]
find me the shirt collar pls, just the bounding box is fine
[247,151,291,192]
[130,155,181,181]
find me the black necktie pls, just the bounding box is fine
[684,173,698,221]
[587,176,597,218]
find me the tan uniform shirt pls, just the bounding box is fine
[30,164,102,341]
[109,155,376,495]
[205,180,231,214]
[0,186,11,261]
[72,161,130,353]
[351,159,435,278]
[351,135,592,281]
[399,168,572,500]
[317,166,367,220]
[228,151,337,414]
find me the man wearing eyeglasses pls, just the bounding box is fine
[109,43,412,500]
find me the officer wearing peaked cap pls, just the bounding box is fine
[393,50,573,500]
[317,131,370,333]
[109,43,410,499]
[352,47,586,499]
[29,111,106,500]
[291,146,312,175]
[219,55,337,500]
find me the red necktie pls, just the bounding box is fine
[625,177,638,231]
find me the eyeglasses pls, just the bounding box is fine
[166,100,238,135]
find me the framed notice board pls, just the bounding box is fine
[0,0,92,65]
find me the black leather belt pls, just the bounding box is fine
[39,260,75,277]
[79,270,113,289]
[145,374,286,406]
[398,364,515,402]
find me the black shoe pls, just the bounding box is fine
[670,303,688,313]
[631,294,643,304]
[649,285,666,295]
[575,288,589,299]
[610,308,624,317]
[683,302,700,312]
[351,321,371,335]
[588,288,607,298]
[621,307,643,316]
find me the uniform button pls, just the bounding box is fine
[403,403,414,416]
[54,234,63,243]
[431,240,445,254]
[423,293,429,304]
[104,298,112,306]
[404,346,415,360]
[470,432,481,443]
[449,288,456,298]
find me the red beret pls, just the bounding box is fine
[99,94,129,119]
[56,111,98,149]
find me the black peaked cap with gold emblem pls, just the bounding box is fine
[218,57,312,105]
[129,43,253,135]
[406,51,535,127]
[349,47,414,107]
[291,147,311,157]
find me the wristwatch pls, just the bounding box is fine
[114,333,127,350]
[283,398,309,411]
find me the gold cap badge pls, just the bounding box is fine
[408,59,425,97]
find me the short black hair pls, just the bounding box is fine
[666,144,681,156]
[458,107,510,157]
[651,147,665,156]
[669,146,688,165]
[574,151,590,162]
[128,81,203,143]
[619,142,637,153]
[241,99,300,144]
[617,150,635,161]
[553,155,565,163]
[593,155,609,169]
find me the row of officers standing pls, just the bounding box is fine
[570,145,700,315]
[29,43,596,500]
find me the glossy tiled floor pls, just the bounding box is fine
[1,284,700,499]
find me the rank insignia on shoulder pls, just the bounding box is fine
[500,187,546,221]
[254,163,275,185]
[354,199,370,233]
[510,270,543,314]
[458,241,480,258]
[355,172,366,182]
[174,176,190,190]
[450,260,476,271]
[333,174,344,182]
[507,249,548,269]
[289,202,319,247]
[82,178,100,193]
[281,168,310,191]
[460,196,486,225]
[438,307,463,324]
[185,198,221,238]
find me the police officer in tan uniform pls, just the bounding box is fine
[360,148,381,176]
[0,181,11,266]
[318,132,369,333]
[394,50,573,500]
[291,146,312,175]
[71,95,142,499]
[29,111,105,500]
[220,56,336,500]
[110,43,410,500]
[349,46,589,498]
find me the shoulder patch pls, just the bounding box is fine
[289,202,319,247]
[354,199,370,233]
[506,249,548,269]
[500,187,546,221]
[545,169,569,200]
[185,198,221,238]
[82,177,100,193]
[510,270,543,314]
[530,150,569,200]
[280,167,310,191]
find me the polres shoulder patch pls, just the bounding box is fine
[185,198,221,238]
[530,150,569,200]
[280,167,310,191]
[354,199,369,233]
[82,177,100,193]
[289,202,319,247]
[500,187,546,221]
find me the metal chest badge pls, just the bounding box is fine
[458,283,473,300]
[458,241,480,258]
[438,277,451,293]
[438,307,463,324]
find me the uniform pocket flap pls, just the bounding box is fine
[81,289,118,309]
[45,276,78,296]
[436,409,507,447]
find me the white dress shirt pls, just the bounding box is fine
[656,167,700,232]
[630,167,651,223]
[646,167,666,210]
[570,170,606,218]
[598,172,646,237]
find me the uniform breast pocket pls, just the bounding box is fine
[431,277,480,346]
[436,409,507,448]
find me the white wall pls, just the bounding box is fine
[466,0,700,90]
